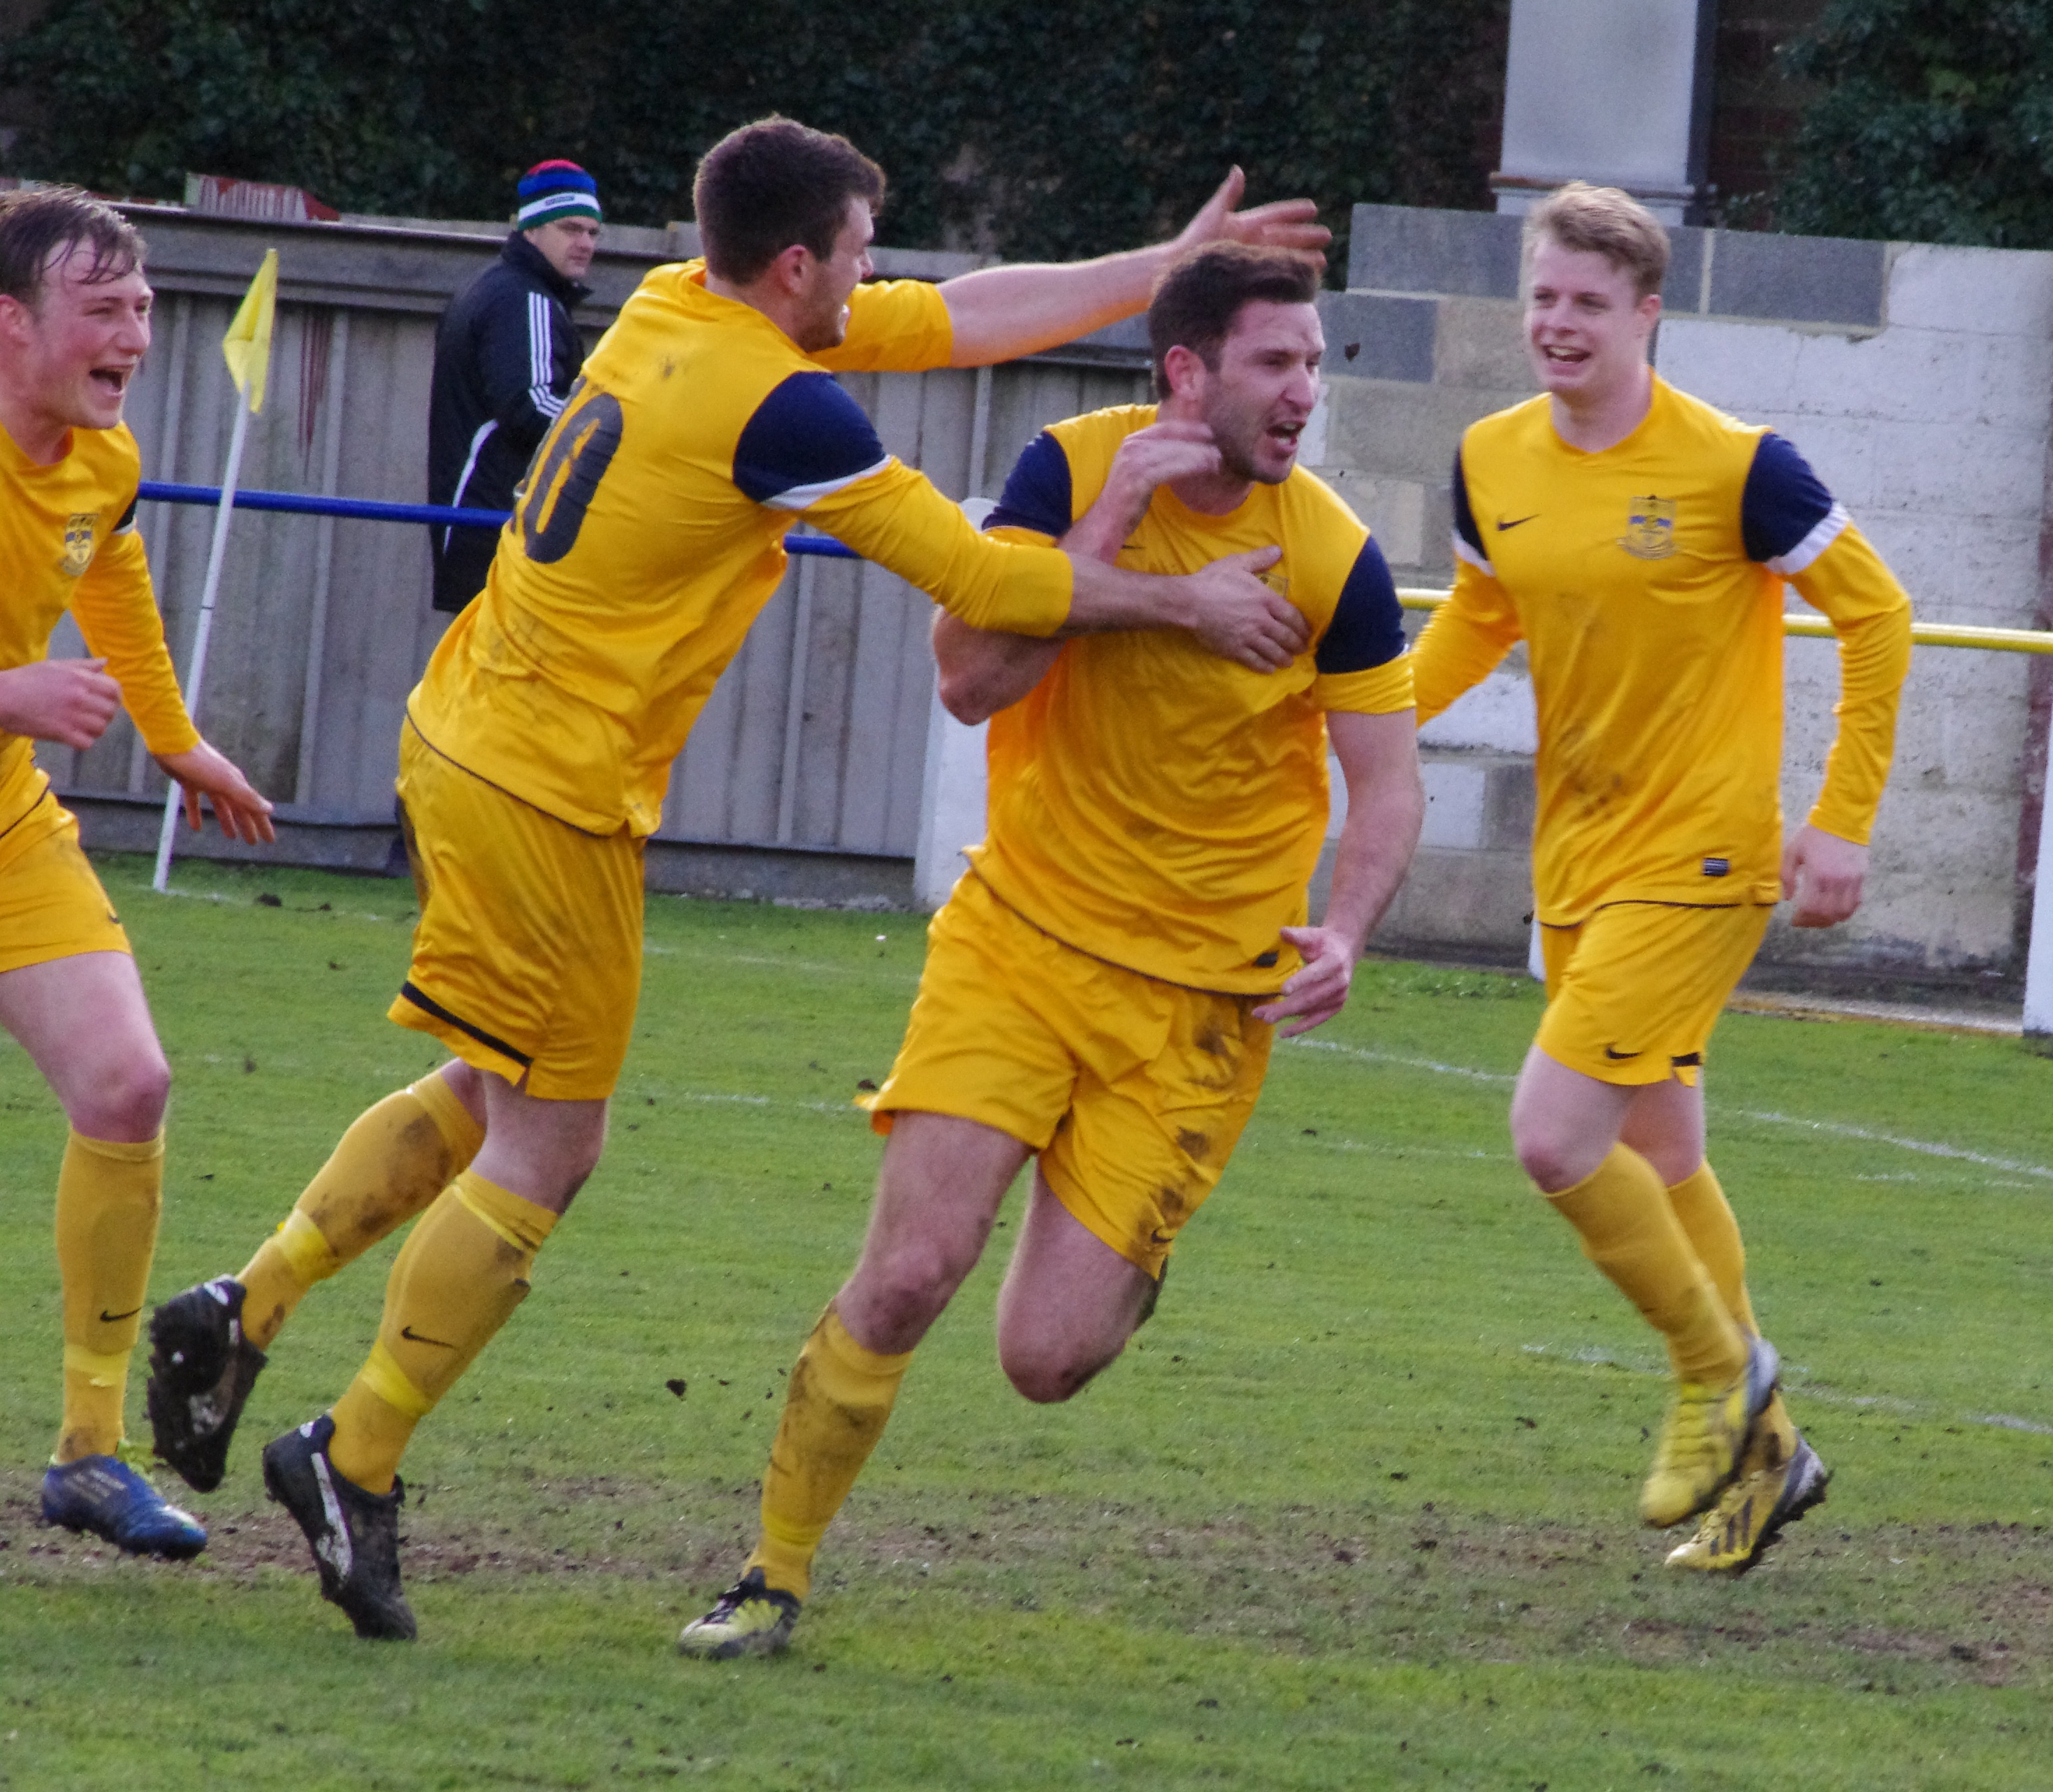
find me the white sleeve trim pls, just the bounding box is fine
[1767,501,1849,577]
[525,291,565,420]
[762,455,896,513]
[1452,530,1497,580]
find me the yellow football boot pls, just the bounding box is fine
[1639,1334,1779,1529]
[1667,1427,1829,1573]
[677,1568,801,1660]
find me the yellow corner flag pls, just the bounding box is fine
[221,249,278,415]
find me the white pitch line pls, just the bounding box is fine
[663,1088,864,1119]
[1723,1109,2053,1183]
[1287,1038,1516,1084]
[1283,1038,2053,1183]
[1516,1341,2052,1438]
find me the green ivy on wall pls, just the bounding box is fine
[0,1,1509,273]
[1775,0,2053,246]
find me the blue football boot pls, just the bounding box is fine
[41,1452,208,1559]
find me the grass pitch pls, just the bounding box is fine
[3,854,2051,1789]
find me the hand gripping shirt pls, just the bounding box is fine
[407,264,1074,837]
[1411,377,1912,926]
[0,421,197,870]
[973,404,1414,993]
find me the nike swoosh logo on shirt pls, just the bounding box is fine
[1495,513,1539,531]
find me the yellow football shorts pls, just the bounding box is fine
[0,794,129,974]
[1536,899,1773,1088]
[389,720,644,1101]
[867,873,1273,1279]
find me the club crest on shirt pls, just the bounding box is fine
[1618,495,1676,561]
[59,511,99,578]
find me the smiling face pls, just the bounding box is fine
[1523,233,1659,410]
[789,198,876,353]
[0,242,153,452]
[1170,298,1323,486]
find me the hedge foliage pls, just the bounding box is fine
[1,0,1509,271]
[1775,0,2053,247]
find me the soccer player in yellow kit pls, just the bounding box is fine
[0,187,274,1558]
[679,243,1426,1658]
[1411,184,1913,1573]
[145,121,1331,1641]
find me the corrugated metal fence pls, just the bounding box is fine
[45,207,1149,899]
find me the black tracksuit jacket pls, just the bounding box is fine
[426,231,590,613]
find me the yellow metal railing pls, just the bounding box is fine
[1394,589,2053,655]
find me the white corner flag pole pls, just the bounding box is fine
[153,247,275,894]
[151,397,253,894]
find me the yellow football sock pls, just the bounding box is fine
[238,1072,485,1350]
[746,1306,913,1601]
[1667,1161,1797,1451]
[327,1171,554,1494]
[1664,1160,1756,1333]
[1547,1144,1747,1387]
[54,1130,164,1464]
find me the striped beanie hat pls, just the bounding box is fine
[517,161,602,228]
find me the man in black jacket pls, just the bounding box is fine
[427,161,601,613]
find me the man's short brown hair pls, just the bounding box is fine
[1522,181,1669,301]
[692,117,886,284]
[0,185,145,309]
[1147,243,1320,400]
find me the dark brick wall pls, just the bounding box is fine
[1707,0,1828,224]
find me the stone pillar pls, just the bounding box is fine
[1493,0,1720,224]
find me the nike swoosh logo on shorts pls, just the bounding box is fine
[1603,1044,1641,1061]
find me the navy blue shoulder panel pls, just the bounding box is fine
[985,430,1073,537]
[1316,537,1407,675]
[1740,432,1835,563]
[1451,446,1485,559]
[732,372,888,506]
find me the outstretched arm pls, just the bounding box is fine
[937,168,1329,367]
[1254,708,1424,1037]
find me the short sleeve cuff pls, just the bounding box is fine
[1316,657,1414,715]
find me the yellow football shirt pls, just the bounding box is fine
[0,421,196,869]
[408,263,1075,837]
[973,405,1414,992]
[1412,377,1911,925]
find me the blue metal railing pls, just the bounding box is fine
[136,480,863,559]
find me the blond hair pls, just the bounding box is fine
[1522,182,1669,300]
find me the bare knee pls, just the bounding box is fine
[843,1238,977,1351]
[1000,1342,1110,1405]
[70,1045,171,1142]
[996,1311,1126,1404]
[1512,1117,1593,1195]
